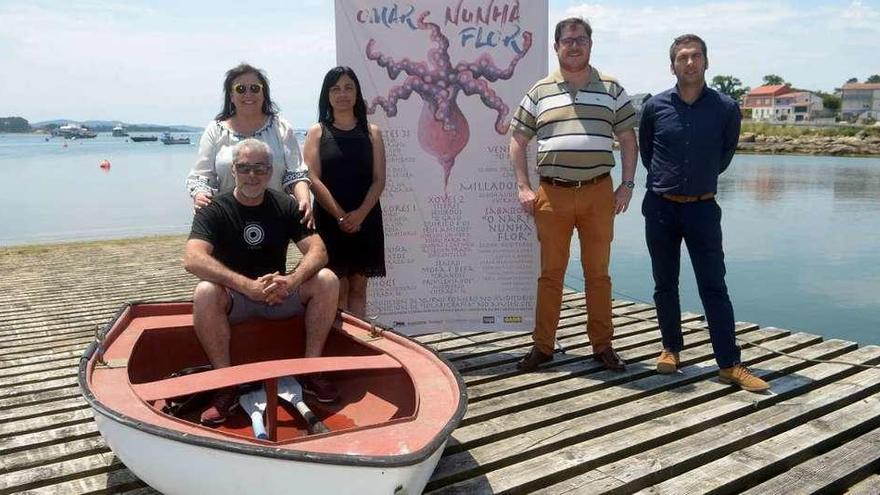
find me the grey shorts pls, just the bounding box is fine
[227,288,305,325]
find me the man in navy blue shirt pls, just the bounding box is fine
[639,34,768,392]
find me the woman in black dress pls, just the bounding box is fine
[303,66,386,317]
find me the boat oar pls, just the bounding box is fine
[277,376,331,434]
[238,387,269,440]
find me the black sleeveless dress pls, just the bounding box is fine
[314,123,386,278]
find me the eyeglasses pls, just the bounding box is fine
[233,162,271,175]
[233,83,263,95]
[559,36,590,48]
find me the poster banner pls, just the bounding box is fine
[335,0,547,334]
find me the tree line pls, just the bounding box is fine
[0,117,31,133]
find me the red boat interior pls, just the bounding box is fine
[125,315,418,443]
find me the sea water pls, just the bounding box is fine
[1,133,878,344]
[571,152,880,345]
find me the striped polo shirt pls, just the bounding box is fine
[510,66,637,181]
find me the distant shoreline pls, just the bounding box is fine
[736,132,880,157]
[4,129,879,158]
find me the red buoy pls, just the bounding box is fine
[99,159,111,169]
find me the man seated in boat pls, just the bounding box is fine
[184,138,340,425]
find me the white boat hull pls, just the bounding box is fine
[95,411,444,495]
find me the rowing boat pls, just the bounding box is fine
[79,302,466,494]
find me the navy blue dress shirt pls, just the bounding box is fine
[639,85,741,195]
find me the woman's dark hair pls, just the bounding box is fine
[215,63,278,121]
[317,66,369,131]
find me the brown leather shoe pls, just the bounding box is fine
[719,364,769,392]
[517,346,553,372]
[594,346,626,371]
[656,349,680,374]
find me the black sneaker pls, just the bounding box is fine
[302,374,340,403]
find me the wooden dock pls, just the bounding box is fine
[2,235,879,494]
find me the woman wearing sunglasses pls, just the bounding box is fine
[186,63,313,226]
[303,66,386,317]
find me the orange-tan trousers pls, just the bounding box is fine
[532,175,615,355]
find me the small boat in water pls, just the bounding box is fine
[130,135,158,142]
[112,125,129,137]
[55,123,97,139]
[79,302,465,495]
[161,132,191,145]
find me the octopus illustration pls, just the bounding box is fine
[366,12,532,187]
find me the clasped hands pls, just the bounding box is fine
[246,272,296,305]
[338,209,366,234]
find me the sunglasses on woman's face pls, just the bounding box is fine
[233,83,263,95]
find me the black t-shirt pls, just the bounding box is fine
[189,190,312,279]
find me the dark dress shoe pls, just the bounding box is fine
[517,346,553,372]
[594,346,626,371]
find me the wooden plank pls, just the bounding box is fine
[9,462,147,494]
[0,451,120,494]
[2,460,145,495]
[0,407,93,438]
[463,318,737,401]
[452,307,679,376]
[426,338,867,493]
[0,368,78,389]
[0,358,79,379]
[0,285,190,321]
[0,376,79,400]
[0,387,82,412]
[410,291,603,347]
[0,285,192,322]
[432,332,828,482]
[552,346,880,494]
[0,397,87,424]
[446,303,658,365]
[1,437,108,475]
[637,388,880,494]
[741,426,880,494]
[0,421,99,456]
[0,351,85,371]
[459,322,767,423]
[847,475,880,495]
[3,235,878,495]
[0,339,92,360]
[429,307,587,353]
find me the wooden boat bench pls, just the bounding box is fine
[132,354,403,441]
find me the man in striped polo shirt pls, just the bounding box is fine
[509,17,638,372]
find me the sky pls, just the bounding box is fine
[1,0,878,127]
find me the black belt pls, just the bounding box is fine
[540,172,610,188]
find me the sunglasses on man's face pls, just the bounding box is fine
[234,162,271,175]
[233,83,263,95]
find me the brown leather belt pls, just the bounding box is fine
[540,172,610,188]
[661,192,716,203]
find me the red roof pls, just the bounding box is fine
[747,85,794,96]
[842,83,880,90]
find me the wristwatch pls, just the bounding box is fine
[622,180,635,189]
